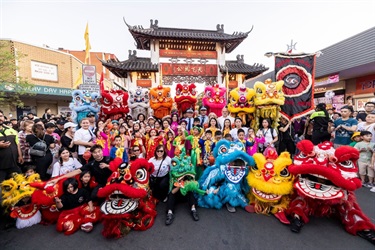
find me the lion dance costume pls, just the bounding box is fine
[253,79,285,130]
[150,85,173,119]
[227,85,255,126]
[174,83,197,116]
[202,84,227,117]
[1,173,41,229]
[69,90,100,124]
[287,140,375,245]
[246,149,294,224]
[128,87,151,119]
[169,150,206,197]
[198,140,254,211]
[100,89,129,121]
[97,158,157,239]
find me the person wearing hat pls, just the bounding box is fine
[349,131,362,147]
[333,105,358,148]
[310,103,331,145]
[54,119,66,137]
[86,112,96,133]
[61,122,78,156]
[184,108,195,131]
[198,106,209,127]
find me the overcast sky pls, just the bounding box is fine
[1,0,374,72]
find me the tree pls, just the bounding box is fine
[0,40,35,108]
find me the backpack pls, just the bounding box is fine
[29,134,48,157]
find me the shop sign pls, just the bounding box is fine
[159,49,217,59]
[355,74,375,95]
[1,83,72,96]
[315,74,339,87]
[31,61,58,82]
[314,81,345,93]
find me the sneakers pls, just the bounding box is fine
[290,217,303,233]
[81,222,93,233]
[226,203,236,213]
[363,183,374,188]
[191,210,199,221]
[165,213,175,226]
[370,187,375,193]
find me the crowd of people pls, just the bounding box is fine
[0,101,374,230]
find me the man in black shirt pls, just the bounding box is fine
[48,145,113,201]
[54,119,66,137]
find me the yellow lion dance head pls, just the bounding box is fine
[246,151,293,215]
[227,85,255,125]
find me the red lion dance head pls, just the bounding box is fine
[174,83,197,116]
[150,85,173,119]
[97,158,156,238]
[287,140,375,240]
[100,89,129,121]
[202,84,227,117]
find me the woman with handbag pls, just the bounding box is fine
[26,124,55,180]
[148,145,171,202]
[256,118,278,154]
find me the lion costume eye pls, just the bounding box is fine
[219,145,227,154]
[251,165,258,171]
[279,168,290,177]
[338,160,354,169]
[135,169,147,182]
[256,88,262,94]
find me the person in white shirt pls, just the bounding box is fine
[256,118,278,153]
[148,145,171,201]
[230,117,248,141]
[73,118,95,164]
[52,147,82,177]
[218,106,234,130]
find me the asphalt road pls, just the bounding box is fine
[1,188,374,250]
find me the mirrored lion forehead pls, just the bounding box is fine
[213,140,254,166]
[128,87,150,105]
[227,86,255,113]
[150,85,172,104]
[203,84,226,103]
[254,79,285,106]
[171,153,196,176]
[175,83,197,96]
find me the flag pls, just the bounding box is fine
[84,22,91,64]
[72,68,82,89]
[99,72,104,94]
[275,53,316,120]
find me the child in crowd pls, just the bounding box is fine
[222,119,232,137]
[199,130,215,169]
[55,178,99,234]
[52,147,82,178]
[78,170,97,196]
[165,131,176,158]
[110,135,127,162]
[224,133,233,141]
[24,165,37,178]
[214,130,222,143]
[173,126,187,156]
[118,125,131,162]
[95,123,111,157]
[110,120,120,142]
[236,128,254,152]
[349,132,362,147]
[247,128,265,156]
[146,129,164,160]
[354,131,375,188]
[186,126,203,168]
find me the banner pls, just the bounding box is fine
[275,53,316,120]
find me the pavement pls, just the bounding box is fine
[0,188,374,250]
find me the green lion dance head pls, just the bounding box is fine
[170,151,206,196]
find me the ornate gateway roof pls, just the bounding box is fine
[220,55,269,79]
[100,50,159,78]
[125,19,252,53]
